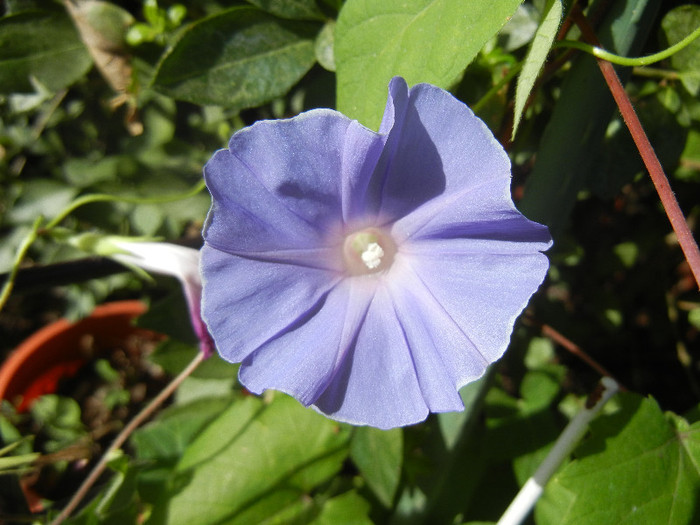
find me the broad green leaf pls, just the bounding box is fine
[130,396,233,508]
[220,488,312,525]
[661,5,700,95]
[128,203,162,236]
[519,0,660,233]
[537,393,700,525]
[0,9,92,93]
[131,396,232,463]
[193,487,369,525]
[161,394,350,525]
[512,0,563,138]
[350,426,403,508]
[310,491,373,524]
[245,0,325,20]
[152,6,318,108]
[63,156,134,188]
[335,0,523,129]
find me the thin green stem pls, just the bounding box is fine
[631,66,680,81]
[45,179,207,229]
[0,179,206,313]
[555,23,700,67]
[50,351,205,525]
[0,217,44,313]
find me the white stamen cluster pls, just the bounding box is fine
[342,228,396,276]
[360,242,384,269]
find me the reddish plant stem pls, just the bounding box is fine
[539,323,625,389]
[571,7,700,289]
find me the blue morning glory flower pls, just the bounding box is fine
[200,77,552,429]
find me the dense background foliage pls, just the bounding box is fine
[1,0,699,523]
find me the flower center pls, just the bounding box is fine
[342,228,396,275]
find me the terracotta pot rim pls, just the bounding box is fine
[0,300,151,409]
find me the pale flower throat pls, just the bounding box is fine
[342,228,396,275]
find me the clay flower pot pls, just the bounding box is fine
[0,300,163,412]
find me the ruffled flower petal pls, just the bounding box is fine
[204,111,385,257]
[402,244,551,362]
[200,244,341,363]
[370,78,512,233]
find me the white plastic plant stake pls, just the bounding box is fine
[497,376,620,525]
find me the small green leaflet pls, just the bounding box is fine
[512,0,563,139]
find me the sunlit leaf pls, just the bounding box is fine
[8,180,79,224]
[335,0,523,129]
[315,20,336,71]
[161,394,350,524]
[537,393,700,524]
[498,2,540,52]
[132,397,232,464]
[310,491,373,524]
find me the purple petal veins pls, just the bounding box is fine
[201,77,552,429]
